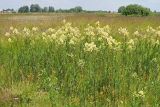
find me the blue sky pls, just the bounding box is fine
[0,0,160,11]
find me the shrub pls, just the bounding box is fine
[119,4,151,16]
[30,4,42,12]
[42,7,49,12]
[69,6,83,13]
[18,6,29,13]
[118,6,125,13]
[49,6,55,12]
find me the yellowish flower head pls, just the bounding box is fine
[32,27,38,32]
[10,26,14,31]
[5,32,10,37]
[84,42,98,52]
[118,27,129,36]
[8,38,12,42]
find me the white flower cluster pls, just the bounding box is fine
[23,27,30,36]
[146,26,156,33]
[127,39,135,50]
[133,90,145,98]
[32,27,38,32]
[118,27,129,36]
[77,59,85,68]
[84,42,98,52]
[84,22,120,49]
[3,21,160,52]
[9,27,19,35]
[133,31,140,37]
[40,22,82,45]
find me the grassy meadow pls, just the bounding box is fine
[0,13,160,107]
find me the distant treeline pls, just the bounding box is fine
[2,3,160,16]
[18,4,84,13]
[17,4,113,13]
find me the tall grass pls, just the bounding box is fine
[0,21,160,107]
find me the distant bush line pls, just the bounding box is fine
[2,3,158,16]
[18,4,83,13]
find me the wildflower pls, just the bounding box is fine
[151,58,157,63]
[13,28,19,34]
[101,32,109,40]
[157,26,160,30]
[64,22,72,28]
[57,38,65,45]
[84,42,98,52]
[10,26,14,31]
[47,28,55,32]
[132,72,138,78]
[32,27,38,32]
[23,27,30,36]
[106,36,120,49]
[120,101,123,104]
[8,38,12,42]
[103,25,111,33]
[67,53,74,58]
[5,32,10,37]
[95,21,100,26]
[151,39,160,45]
[42,36,46,40]
[134,31,140,37]
[77,59,85,68]
[42,32,46,36]
[128,39,134,45]
[69,37,79,45]
[87,31,95,37]
[138,91,145,97]
[106,98,110,102]
[155,31,160,37]
[51,34,56,40]
[118,27,129,36]
[155,40,159,45]
[146,26,156,33]
[69,39,75,45]
[85,25,95,36]
[128,45,133,50]
[133,90,145,98]
[127,39,135,50]
[23,27,30,32]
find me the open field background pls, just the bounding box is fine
[0,13,160,33]
[0,13,160,107]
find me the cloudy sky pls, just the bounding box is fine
[0,0,160,11]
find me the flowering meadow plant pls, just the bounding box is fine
[0,21,160,106]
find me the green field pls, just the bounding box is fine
[0,13,160,32]
[0,13,160,107]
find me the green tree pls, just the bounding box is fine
[69,6,83,13]
[118,6,125,13]
[42,7,49,12]
[49,6,55,12]
[74,6,83,13]
[18,6,29,13]
[30,4,41,12]
[121,4,151,16]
